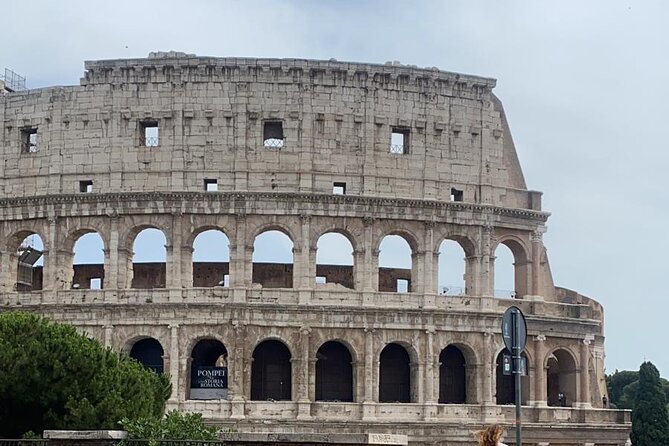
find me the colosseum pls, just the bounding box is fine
[0,52,630,445]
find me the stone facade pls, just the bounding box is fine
[0,53,630,445]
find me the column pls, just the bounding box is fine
[296,214,312,290]
[353,248,365,290]
[531,228,545,297]
[482,331,493,404]
[297,326,311,419]
[103,324,113,348]
[180,246,194,287]
[168,324,180,403]
[533,335,547,406]
[423,221,437,294]
[43,217,58,291]
[362,327,375,420]
[362,218,375,291]
[424,329,436,403]
[230,322,246,419]
[480,225,494,297]
[107,214,120,289]
[167,212,182,288]
[579,337,592,407]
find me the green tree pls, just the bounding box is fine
[0,312,171,437]
[120,410,220,442]
[607,370,639,409]
[631,362,669,446]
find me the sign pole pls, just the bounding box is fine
[513,309,522,446]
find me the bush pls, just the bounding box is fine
[0,311,171,437]
[120,410,219,441]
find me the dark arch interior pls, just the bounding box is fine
[495,349,529,405]
[129,338,164,374]
[439,345,466,403]
[191,338,228,368]
[251,340,292,401]
[379,343,411,403]
[547,350,577,407]
[315,341,353,402]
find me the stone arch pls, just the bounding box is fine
[311,226,359,252]
[315,231,355,289]
[378,341,417,403]
[191,228,230,287]
[189,337,229,400]
[494,348,530,405]
[250,222,298,247]
[130,225,168,289]
[493,235,530,298]
[439,345,466,404]
[377,233,416,293]
[437,236,473,296]
[252,227,295,288]
[186,224,233,249]
[69,229,106,290]
[546,347,578,407]
[438,342,478,404]
[128,337,165,374]
[9,230,46,292]
[250,339,292,401]
[315,340,354,402]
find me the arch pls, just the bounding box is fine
[378,234,413,293]
[316,232,355,289]
[494,237,530,298]
[379,342,412,403]
[14,232,45,291]
[495,349,529,405]
[129,337,164,374]
[437,239,467,296]
[547,348,578,407]
[439,345,466,404]
[131,227,167,289]
[189,338,228,400]
[72,231,105,289]
[192,229,230,287]
[251,339,292,401]
[315,341,354,402]
[252,229,294,289]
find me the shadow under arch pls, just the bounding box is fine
[315,340,355,402]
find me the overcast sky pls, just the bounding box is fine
[2,0,666,377]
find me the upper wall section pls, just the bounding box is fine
[0,53,540,210]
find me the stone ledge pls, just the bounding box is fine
[220,432,408,445]
[43,431,127,440]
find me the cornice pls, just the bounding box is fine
[0,191,550,223]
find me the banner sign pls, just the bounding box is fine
[191,366,228,389]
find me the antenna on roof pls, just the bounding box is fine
[1,68,26,92]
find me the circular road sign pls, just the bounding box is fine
[502,306,527,352]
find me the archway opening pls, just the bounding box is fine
[378,235,412,293]
[15,233,44,291]
[192,229,230,287]
[315,341,354,402]
[438,239,466,296]
[379,343,411,403]
[189,339,228,400]
[251,340,292,401]
[252,230,294,288]
[547,349,577,407]
[494,241,529,298]
[129,338,164,374]
[131,228,167,289]
[495,350,529,405]
[72,232,105,289]
[439,345,466,404]
[316,232,354,289]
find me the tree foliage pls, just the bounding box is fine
[631,362,669,446]
[120,410,220,442]
[0,311,171,437]
[607,369,669,410]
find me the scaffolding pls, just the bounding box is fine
[1,68,26,92]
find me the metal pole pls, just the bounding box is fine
[513,309,522,446]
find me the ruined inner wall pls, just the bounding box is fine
[0,56,537,209]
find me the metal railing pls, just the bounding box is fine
[439,285,465,296]
[263,138,284,149]
[139,136,160,147]
[1,68,27,92]
[0,440,49,446]
[389,144,405,154]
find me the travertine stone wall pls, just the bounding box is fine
[0,55,629,446]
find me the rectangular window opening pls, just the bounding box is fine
[390,128,410,154]
[333,182,346,195]
[396,278,409,293]
[20,127,38,153]
[450,188,464,202]
[79,180,93,193]
[140,120,159,147]
[90,278,102,290]
[315,276,327,284]
[204,178,218,192]
[263,121,284,149]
